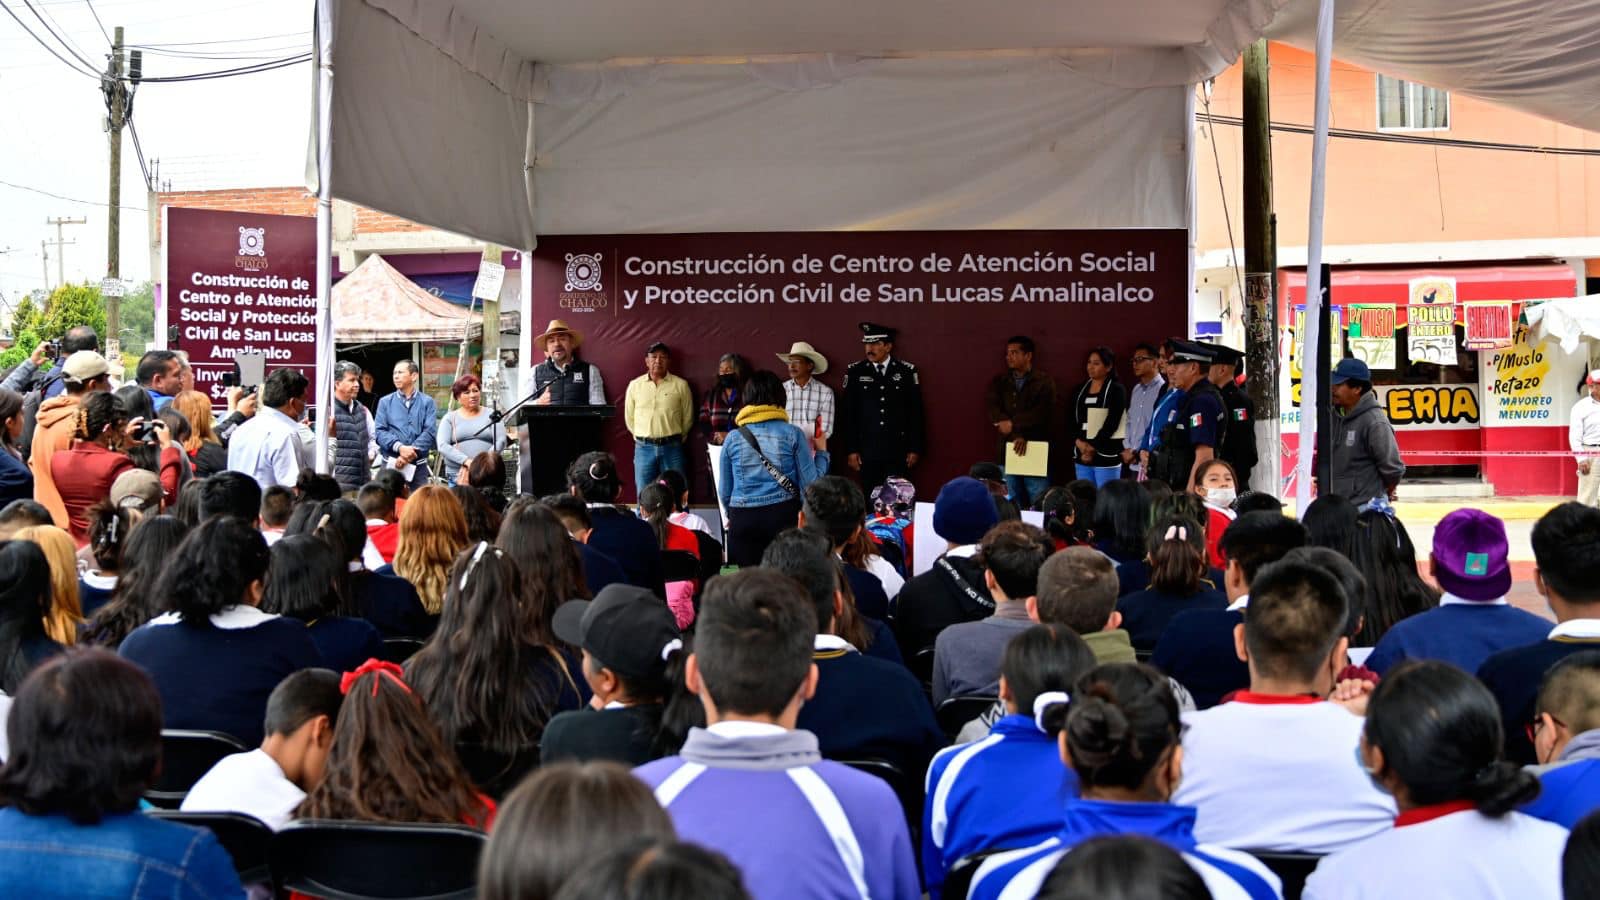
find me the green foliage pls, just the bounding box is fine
[9,295,39,339]
[0,328,39,371]
[37,283,107,343]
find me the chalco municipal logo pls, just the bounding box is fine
[236,226,269,272]
[561,252,608,313]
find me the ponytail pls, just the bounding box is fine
[86,501,132,571]
[639,483,675,550]
[1146,514,1205,594]
[1062,663,1181,791]
[75,392,125,444]
[1037,487,1078,545]
[1464,760,1541,817]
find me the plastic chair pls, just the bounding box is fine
[270,819,487,900]
[150,811,274,886]
[146,730,249,809]
[943,848,1014,900]
[908,646,937,689]
[1246,850,1323,900]
[379,637,426,664]
[694,530,725,581]
[936,695,1000,740]
[836,758,924,846]
[660,549,700,583]
[456,741,541,801]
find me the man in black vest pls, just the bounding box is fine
[1148,339,1228,492]
[520,319,609,496]
[1207,344,1258,489]
[838,322,925,495]
[326,361,377,494]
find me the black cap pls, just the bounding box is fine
[968,462,1005,484]
[1207,343,1244,369]
[1168,339,1219,365]
[552,584,682,680]
[859,322,896,343]
[646,341,670,355]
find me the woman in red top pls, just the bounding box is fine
[639,482,699,628]
[49,393,179,545]
[1188,458,1239,570]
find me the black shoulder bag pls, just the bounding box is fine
[735,425,800,498]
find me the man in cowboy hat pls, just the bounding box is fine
[520,318,610,495]
[779,340,834,441]
[839,322,925,495]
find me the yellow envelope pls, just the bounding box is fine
[1005,441,1049,477]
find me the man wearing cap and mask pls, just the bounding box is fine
[1207,344,1258,488]
[1147,339,1228,492]
[1328,357,1404,504]
[624,342,693,494]
[779,341,835,441]
[1571,369,1600,506]
[521,319,608,495]
[838,322,925,494]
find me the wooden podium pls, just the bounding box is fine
[514,404,615,497]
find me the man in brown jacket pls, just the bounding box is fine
[983,335,1057,507]
[31,351,113,527]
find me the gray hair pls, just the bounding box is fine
[334,361,363,382]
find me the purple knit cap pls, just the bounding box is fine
[1431,509,1512,601]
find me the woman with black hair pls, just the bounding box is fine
[302,498,431,639]
[969,662,1280,900]
[1302,495,1359,560]
[0,386,33,506]
[1091,479,1150,565]
[81,515,189,648]
[553,838,751,900]
[79,502,133,616]
[567,451,666,594]
[922,624,1097,898]
[1116,516,1228,654]
[1303,660,1566,900]
[1068,346,1129,488]
[0,649,243,896]
[1349,505,1438,645]
[716,370,830,567]
[1036,486,1085,551]
[261,534,383,672]
[51,391,176,544]
[118,516,321,745]
[0,541,62,695]
[450,483,504,543]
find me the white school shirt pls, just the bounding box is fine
[1303,805,1566,900]
[1173,695,1396,853]
[179,748,306,831]
[864,555,904,600]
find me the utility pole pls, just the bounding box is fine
[40,240,49,290]
[44,217,86,290]
[1240,39,1279,493]
[103,26,132,364]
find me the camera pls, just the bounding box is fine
[221,371,239,388]
[132,421,159,443]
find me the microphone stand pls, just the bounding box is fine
[467,368,559,441]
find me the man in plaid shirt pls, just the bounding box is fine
[779,341,835,439]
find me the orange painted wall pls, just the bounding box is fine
[1195,44,1600,253]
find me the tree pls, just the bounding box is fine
[37,283,107,343]
[118,281,155,356]
[9,294,39,340]
[0,328,40,371]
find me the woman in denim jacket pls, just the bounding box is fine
[717,370,830,566]
[0,649,244,899]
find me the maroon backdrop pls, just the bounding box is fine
[163,207,318,407]
[529,230,1187,501]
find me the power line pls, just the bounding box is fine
[128,29,309,48]
[0,177,145,210]
[128,117,151,190]
[19,0,101,71]
[0,0,100,78]
[133,52,309,83]
[1199,113,1600,157]
[82,0,110,46]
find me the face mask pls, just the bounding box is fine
[718,374,739,389]
[1205,487,1237,507]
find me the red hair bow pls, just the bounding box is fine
[340,658,410,696]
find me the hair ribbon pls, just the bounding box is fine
[459,540,492,590]
[660,638,683,661]
[1164,525,1188,542]
[1033,691,1071,733]
[341,658,410,696]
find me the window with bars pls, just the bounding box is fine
[1377,75,1450,130]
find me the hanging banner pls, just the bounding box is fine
[1347,303,1397,370]
[1408,275,1457,308]
[1407,303,1458,366]
[1288,304,1343,379]
[1464,302,1514,351]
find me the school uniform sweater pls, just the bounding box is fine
[844,565,891,621]
[1116,558,1226,597]
[635,722,920,900]
[577,542,628,597]
[921,714,1078,899]
[862,615,905,666]
[797,636,944,776]
[1523,729,1600,828]
[1303,803,1566,900]
[1173,693,1396,853]
[305,615,385,672]
[542,703,666,767]
[118,605,322,746]
[1116,583,1229,654]
[1365,596,1552,676]
[586,506,667,597]
[1151,605,1249,708]
[352,566,433,639]
[1478,619,1600,764]
[968,799,1282,900]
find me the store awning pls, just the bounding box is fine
[1279,263,1577,325]
[333,254,516,343]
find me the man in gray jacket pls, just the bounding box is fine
[1328,358,1404,504]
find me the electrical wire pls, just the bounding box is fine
[133,52,310,83]
[1201,87,1245,323]
[128,28,308,48]
[0,177,145,210]
[0,0,100,79]
[82,0,110,46]
[128,118,152,191]
[20,0,101,72]
[1199,112,1600,157]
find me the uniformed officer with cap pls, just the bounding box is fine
[1148,339,1228,491]
[839,322,926,493]
[1207,344,1258,487]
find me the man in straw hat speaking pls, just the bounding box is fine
[520,319,609,495]
[779,340,834,441]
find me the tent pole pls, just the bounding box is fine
[312,0,335,474]
[1295,0,1335,517]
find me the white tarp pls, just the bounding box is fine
[321,0,1288,247]
[1527,296,1600,355]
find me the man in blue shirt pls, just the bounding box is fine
[135,349,184,413]
[373,359,438,490]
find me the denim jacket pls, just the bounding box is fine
[0,807,244,898]
[717,417,830,509]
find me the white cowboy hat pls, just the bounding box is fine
[535,319,583,351]
[777,341,828,375]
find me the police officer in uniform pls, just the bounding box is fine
[839,322,926,494]
[1207,344,1258,487]
[1148,339,1227,491]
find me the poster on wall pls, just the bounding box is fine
[161,207,318,408]
[1279,383,1480,432]
[1288,304,1343,379]
[1464,302,1514,351]
[420,342,481,412]
[1347,304,1397,369]
[1407,303,1459,366]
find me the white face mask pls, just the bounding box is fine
[1205,487,1237,507]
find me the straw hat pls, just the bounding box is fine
[534,319,583,351]
[776,340,828,374]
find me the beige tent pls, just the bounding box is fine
[332,253,516,343]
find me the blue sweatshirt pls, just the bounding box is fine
[922,714,1078,898]
[1151,608,1249,709]
[635,724,921,900]
[1366,601,1552,676]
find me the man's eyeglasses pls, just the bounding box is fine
[1526,713,1565,745]
[1132,356,1155,364]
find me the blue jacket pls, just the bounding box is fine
[1366,602,1552,676]
[922,714,1078,898]
[717,417,830,509]
[0,446,33,507]
[0,808,244,898]
[373,390,439,460]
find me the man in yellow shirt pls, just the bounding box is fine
[625,341,695,494]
